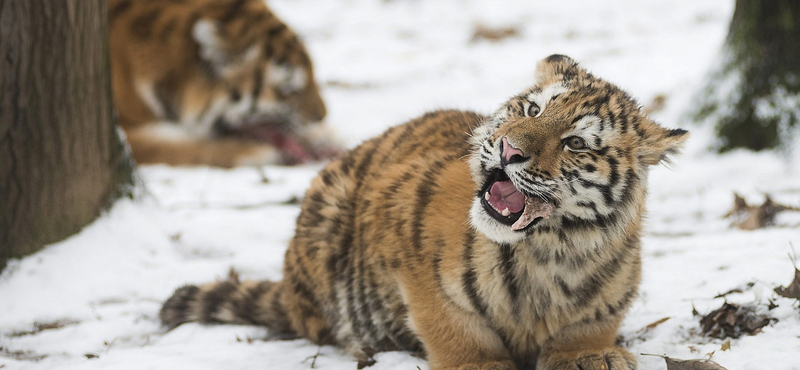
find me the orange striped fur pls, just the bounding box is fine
[161,55,688,370]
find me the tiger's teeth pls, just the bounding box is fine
[485,192,490,201]
[501,208,511,216]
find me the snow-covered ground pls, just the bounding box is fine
[3,0,800,369]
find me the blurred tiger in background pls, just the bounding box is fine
[109,0,341,167]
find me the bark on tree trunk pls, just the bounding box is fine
[692,0,800,152]
[0,0,136,271]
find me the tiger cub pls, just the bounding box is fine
[161,55,688,370]
[109,0,340,167]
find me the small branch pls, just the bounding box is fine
[302,346,322,369]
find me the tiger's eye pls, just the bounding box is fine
[528,102,541,117]
[566,136,587,150]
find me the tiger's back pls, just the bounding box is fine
[161,56,688,370]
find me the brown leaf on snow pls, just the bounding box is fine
[642,353,728,370]
[8,320,79,337]
[724,193,799,230]
[643,354,729,370]
[617,317,671,346]
[699,302,776,339]
[470,24,520,43]
[665,357,729,370]
[774,266,800,300]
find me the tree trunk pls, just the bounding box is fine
[692,0,800,152]
[0,0,136,271]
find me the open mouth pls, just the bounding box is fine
[479,169,554,231]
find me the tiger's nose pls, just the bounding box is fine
[501,137,527,167]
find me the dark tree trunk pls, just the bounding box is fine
[692,0,800,152]
[0,0,136,271]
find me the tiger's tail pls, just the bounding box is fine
[159,270,294,338]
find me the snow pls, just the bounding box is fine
[2,0,800,369]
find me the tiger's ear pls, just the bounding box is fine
[534,54,579,84]
[192,18,259,76]
[637,119,690,166]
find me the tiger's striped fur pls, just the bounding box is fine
[161,55,688,370]
[109,0,339,167]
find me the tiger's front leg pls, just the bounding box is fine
[402,279,517,370]
[536,323,636,370]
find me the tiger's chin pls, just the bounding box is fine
[469,168,555,244]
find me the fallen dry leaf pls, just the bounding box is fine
[774,266,800,300]
[720,339,731,351]
[665,357,729,370]
[725,193,800,230]
[646,317,672,330]
[470,24,520,42]
[713,281,755,299]
[699,302,776,339]
[8,320,79,337]
[643,354,729,370]
[617,317,670,346]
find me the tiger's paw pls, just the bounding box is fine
[441,360,517,370]
[537,347,636,370]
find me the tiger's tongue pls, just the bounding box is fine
[488,181,525,214]
[488,180,554,231]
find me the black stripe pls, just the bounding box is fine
[355,235,380,342]
[555,244,630,303]
[364,266,389,344]
[667,128,688,137]
[158,18,178,43]
[153,75,179,121]
[380,170,414,199]
[320,169,336,187]
[217,0,248,23]
[201,281,238,322]
[606,154,620,188]
[353,141,381,190]
[266,22,288,38]
[109,0,132,23]
[231,281,272,325]
[381,118,425,165]
[130,8,161,39]
[160,285,200,328]
[617,169,639,209]
[343,235,365,340]
[297,191,326,227]
[251,67,264,105]
[287,245,322,313]
[498,243,519,316]
[461,232,487,316]
[607,285,638,316]
[410,160,447,255]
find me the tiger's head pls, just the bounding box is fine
[469,55,689,244]
[183,0,326,134]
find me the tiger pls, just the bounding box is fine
[108,0,341,167]
[160,55,689,370]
